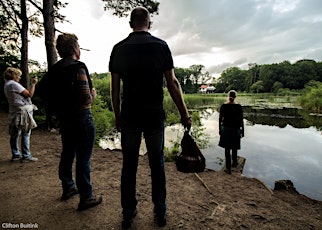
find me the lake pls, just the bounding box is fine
[170,108,322,201]
[100,106,322,201]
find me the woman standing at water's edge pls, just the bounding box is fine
[219,90,244,174]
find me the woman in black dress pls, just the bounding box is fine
[219,90,244,174]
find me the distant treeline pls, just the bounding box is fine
[213,59,322,93]
[170,59,322,94]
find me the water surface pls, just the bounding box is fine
[190,110,322,201]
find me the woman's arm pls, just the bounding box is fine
[21,77,38,98]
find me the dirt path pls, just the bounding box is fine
[0,110,321,229]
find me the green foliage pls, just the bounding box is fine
[183,94,218,108]
[276,88,292,96]
[163,93,218,126]
[300,81,322,113]
[250,80,264,93]
[216,59,322,93]
[163,89,180,126]
[164,124,210,163]
[92,73,112,110]
[190,125,210,150]
[90,73,116,144]
[27,71,115,145]
[91,95,115,145]
[164,138,180,162]
[102,0,160,17]
[272,81,284,94]
[218,67,247,92]
[0,46,21,109]
[174,65,212,94]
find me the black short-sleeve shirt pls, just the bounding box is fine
[109,31,174,115]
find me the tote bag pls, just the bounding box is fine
[176,131,206,173]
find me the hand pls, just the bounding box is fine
[31,76,38,85]
[181,116,192,131]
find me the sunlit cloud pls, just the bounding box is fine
[29,0,322,76]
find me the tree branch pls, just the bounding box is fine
[28,0,43,13]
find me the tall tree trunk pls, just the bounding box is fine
[20,0,29,88]
[43,0,57,69]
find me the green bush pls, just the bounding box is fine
[92,73,112,110]
[91,95,115,145]
[300,81,322,113]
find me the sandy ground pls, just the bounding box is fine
[0,110,321,230]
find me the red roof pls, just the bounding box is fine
[200,84,211,89]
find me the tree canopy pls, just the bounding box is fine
[215,59,322,93]
[102,0,159,17]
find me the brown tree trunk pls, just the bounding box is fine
[43,0,57,69]
[20,0,29,88]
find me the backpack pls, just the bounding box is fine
[36,59,92,116]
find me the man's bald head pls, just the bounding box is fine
[129,6,151,31]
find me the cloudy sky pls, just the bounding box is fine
[29,0,322,77]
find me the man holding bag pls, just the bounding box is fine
[109,6,191,228]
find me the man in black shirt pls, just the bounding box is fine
[109,6,191,229]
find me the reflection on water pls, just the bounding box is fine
[193,108,322,201]
[100,107,322,201]
[243,106,322,129]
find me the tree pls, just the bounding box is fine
[102,0,159,17]
[0,46,21,109]
[188,65,203,85]
[258,64,275,92]
[247,63,260,89]
[294,59,319,89]
[188,64,213,93]
[200,71,212,85]
[20,0,29,87]
[221,59,322,93]
[300,81,322,113]
[272,81,283,94]
[216,67,247,92]
[174,67,192,93]
[0,1,21,55]
[250,80,264,93]
[0,0,42,87]
[28,0,67,68]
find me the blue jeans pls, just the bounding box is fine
[121,117,166,217]
[9,125,31,158]
[58,111,95,200]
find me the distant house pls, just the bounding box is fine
[199,84,215,93]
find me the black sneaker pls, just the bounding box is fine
[157,216,167,227]
[122,209,137,229]
[224,169,231,174]
[156,215,166,227]
[77,195,102,211]
[61,188,78,201]
[11,155,21,162]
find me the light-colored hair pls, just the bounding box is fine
[56,33,79,58]
[3,67,22,80]
[228,90,237,102]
